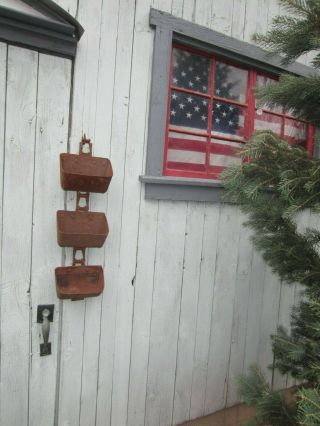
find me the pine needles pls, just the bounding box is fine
[222,1,320,424]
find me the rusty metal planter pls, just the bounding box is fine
[60,153,113,193]
[55,266,104,300]
[57,210,108,248]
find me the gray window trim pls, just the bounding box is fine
[141,8,317,203]
[0,1,84,58]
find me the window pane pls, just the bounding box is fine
[172,48,210,94]
[254,110,282,135]
[166,132,207,172]
[169,90,209,131]
[209,139,242,177]
[212,101,246,140]
[284,118,307,146]
[256,75,282,113]
[214,62,248,103]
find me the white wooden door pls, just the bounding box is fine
[0,43,72,426]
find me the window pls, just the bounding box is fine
[164,45,314,180]
[141,9,317,202]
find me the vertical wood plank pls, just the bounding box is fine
[258,266,281,383]
[172,202,205,425]
[109,0,154,424]
[171,0,183,17]
[94,0,139,425]
[243,0,268,42]
[193,0,213,27]
[153,0,172,13]
[204,205,241,414]
[272,282,295,390]
[74,2,110,426]
[127,198,159,426]
[145,201,187,426]
[0,41,6,426]
[28,54,72,426]
[93,0,123,423]
[226,214,254,406]
[189,204,221,420]
[0,45,38,426]
[57,0,106,424]
[231,0,246,40]
[128,2,168,422]
[211,0,233,35]
[243,250,266,373]
[182,0,195,21]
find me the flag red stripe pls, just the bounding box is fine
[168,137,240,157]
[169,138,207,152]
[210,143,239,156]
[167,161,206,172]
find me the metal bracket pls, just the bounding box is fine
[70,135,93,267]
[76,191,90,211]
[76,137,92,212]
[72,248,86,266]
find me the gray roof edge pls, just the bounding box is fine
[22,0,84,39]
[0,5,75,36]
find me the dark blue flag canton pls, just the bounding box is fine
[171,49,210,94]
[212,101,241,136]
[170,49,242,136]
[170,91,209,131]
[213,62,243,136]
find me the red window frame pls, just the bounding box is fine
[163,44,315,180]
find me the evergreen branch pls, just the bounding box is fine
[297,387,320,424]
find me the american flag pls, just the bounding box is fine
[170,49,244,138]
[171,48,210,94]
[166,48,308,178]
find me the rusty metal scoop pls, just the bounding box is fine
[55,266,104,301]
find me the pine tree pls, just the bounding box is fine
[221,1,320,424]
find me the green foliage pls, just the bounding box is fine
[252,0,320,66]
[238,366,297,425]
[222,132,320,423]
[256,75,320,126]
[272,299,320,384]
[297,387,320,424]
[221,2,320,424]
[222,133,320,290]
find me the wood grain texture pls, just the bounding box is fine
[204,205,242,414]
[0,45,38,426]
[189,204,221,421]
[94,0,122,424]
[0,41,6,426]
[127,197,159,426]
[110,1,152,424]
[226,214,254,407]
[28,54,71,426]
[145,200,187,426]
[57,0,106,424]
[172,202,205,425]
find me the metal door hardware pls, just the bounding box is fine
[37,305,54,356]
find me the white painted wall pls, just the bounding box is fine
[0,1,311,426]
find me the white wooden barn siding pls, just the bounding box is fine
[0,1,313,425]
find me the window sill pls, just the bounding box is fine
[139,175,225,202]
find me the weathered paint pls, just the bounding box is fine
[0,1,314,426]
